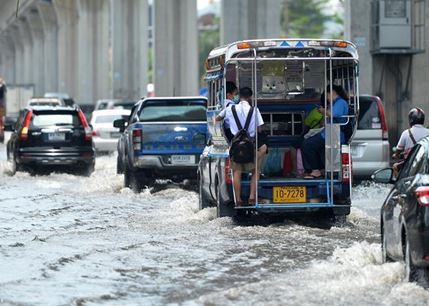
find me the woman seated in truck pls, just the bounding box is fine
[301,85,349,179]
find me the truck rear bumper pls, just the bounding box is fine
[133,155,198,178]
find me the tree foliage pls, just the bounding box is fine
[282,0,343,38]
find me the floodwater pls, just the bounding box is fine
[0,143,428,306]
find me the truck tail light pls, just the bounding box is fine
[416,186,429,206]
[225,158,232,185]
[20,111,33,141]
[133,129,142,151]
[78,110,92,141]
[341,145,352,183]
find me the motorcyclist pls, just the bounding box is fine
[393,107,429,173]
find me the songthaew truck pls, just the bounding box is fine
[198,39,359,222]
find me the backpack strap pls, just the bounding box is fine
[231,105,243,130]
[408,128,417,145]
[243,107,254,130]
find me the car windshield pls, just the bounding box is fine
[31,112,82,128]
[95,115,127,123]
[358,98,380,129]
[139,100,206,122]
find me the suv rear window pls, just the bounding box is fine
[139,100,206,122]
[358,97,381,129]
[95,115,126,124]
[31,112,82,128]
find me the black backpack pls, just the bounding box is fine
[229,105,255,164]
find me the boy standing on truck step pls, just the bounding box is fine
[217,87,267,206]
[216,81,239,143]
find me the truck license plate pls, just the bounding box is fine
[171,155,195,164]
[273,186,306,203]
[48,132,65,141]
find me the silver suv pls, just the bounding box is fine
[351,95,390,179]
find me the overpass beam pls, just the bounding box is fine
[111,0,148,100]
[17,18,33,85]
[221,0,281,44]
[154,0,198,96]
[0,34,16,84]
[9,26,23,84]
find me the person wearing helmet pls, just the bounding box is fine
[394,107,429,160]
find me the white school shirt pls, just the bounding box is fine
[219,99,235,129]
[397,124,429,154]
[223,100,263,137]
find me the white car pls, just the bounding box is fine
[28,97,63,107]
[90,109,131,153]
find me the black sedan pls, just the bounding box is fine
[373,137,429,283]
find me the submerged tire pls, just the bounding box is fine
[405,236,419,282]
[382,227,393,263]
[198,174,212,210]
[129,168,147,193]
[116,155,124,174]
[216,184,235,218]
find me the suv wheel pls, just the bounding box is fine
[382,226,393,263]
[124,164,146,193]
[198,174,211,210]
[404,235,419,282]
[216,183,235,218]
[116,155,124,174]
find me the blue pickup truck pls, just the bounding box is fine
[114,97,208,192]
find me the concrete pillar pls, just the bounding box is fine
[17,18,34,85]
[0,35,15,84]
[77,0,110,103]
[221,0,281,45]
[26,9,45,95]
[9,26,24,84]
[38,1,58,93]
[53,0,79,98]
[154,0,198,96]
[111,0,148,100]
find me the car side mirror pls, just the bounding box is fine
[113,118,126,132]
[372,168,394,184]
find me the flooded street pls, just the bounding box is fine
[1,143,429,306]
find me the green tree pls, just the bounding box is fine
[281,0,343,38]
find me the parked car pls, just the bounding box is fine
[27,97,63,107]
[373,137,429,283]
[5,105,95,175]
[95,99,136,111]
[114,97,208,192]
[351,95,390,179]
[90,109,130,153]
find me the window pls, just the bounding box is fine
[138,100,206,122]
[95,115,126,124]
[358,98,381,129]
[31,112,81,128]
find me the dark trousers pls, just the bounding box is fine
[301,133,325,172]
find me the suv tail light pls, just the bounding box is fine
[416,186,429,206]
[376,98,389,140]
[341,145,352,183]
[225,158,232,185]
[77,110,92,141]
[20,111,33,141]
[133,129,142,151]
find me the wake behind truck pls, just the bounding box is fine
[198,39,359,222]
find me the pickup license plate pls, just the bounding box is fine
[273,186,306,203]
[171,155,195,164]
[48,132,65,141]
